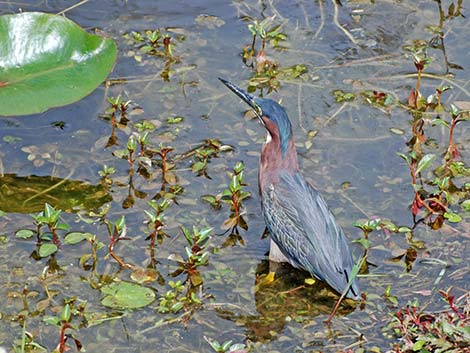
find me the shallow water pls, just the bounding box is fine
[0,1,469,352]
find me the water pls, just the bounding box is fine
[0,0,469,352]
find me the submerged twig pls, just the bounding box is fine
[331,0,358,45]
[314,0,325,39]
[56,0,90,15]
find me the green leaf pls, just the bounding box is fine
[100,282,155,309]
[181,226,192,244]
[461,199,470,212]
[221,340,233,351]
[15,229,35,239]
[39,243,58,257]
[431,118,450,128]
[61,304,71,322]
[43,203,55,219]
[412,339,425,351]
[0,12,117,116]
[115,215,126,231]
[352,237,371,249]
[55,223,69,231]
[192,161,205,173]
[444,212,462,223]
[416,154,436,174]
[170,302,184,313]
[201,195,216,203]
[167,116,184,124]
[43,315,60,326]
[64,232,89,245]
[397,152,411,165]
[230,343,246,352]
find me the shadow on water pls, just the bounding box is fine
[217,259,357,343]
[0,0,469,352]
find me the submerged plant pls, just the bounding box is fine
[145,199,172,248]
[240,15,306,93]
[152,144,176,184]
[169,226,211,287]
[104,216,133,269]
[221,161,250,231]
[15,203,73,258]
[202,161,251,246]
[43,300,85,353]
[157,280,202,314]
[388,288,469,352]
[204,335,247,353]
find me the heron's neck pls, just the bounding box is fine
[259,133,299,190]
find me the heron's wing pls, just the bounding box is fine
[262,172,359,298]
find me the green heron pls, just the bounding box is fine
[219,78,360,300]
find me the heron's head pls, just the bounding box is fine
[219,78,293,157]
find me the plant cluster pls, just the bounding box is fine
[157,280,202,314]
[398,41,470,229]
[15,203,92,260]
[241,16,307,93]
[203,161,251,246]
[204,335,247,353]
[169,226,212,287]
[123,28,184,80]
[387,288,469,352]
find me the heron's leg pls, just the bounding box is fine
[269,239,291,263]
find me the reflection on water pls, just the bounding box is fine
[0,174,112,213]
[218,259,356,343]
[0,0,469,352]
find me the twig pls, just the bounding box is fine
[314,0,325,39]
[56,0,90,15]
[23,169,74,204]
[331,0,358,45]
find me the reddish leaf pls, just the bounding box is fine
[408,89,417,108]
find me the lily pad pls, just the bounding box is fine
[0,12,117,116]
[100,282,155,309]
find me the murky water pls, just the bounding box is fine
[0,1,469,352]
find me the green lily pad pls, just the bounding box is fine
[0,12,117,116]
[100,282,155,309]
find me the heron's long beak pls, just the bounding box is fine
[219,78,263,119]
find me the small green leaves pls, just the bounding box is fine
[353,237,371,250]
[39,243,58,257]
[205,335,247,353]
[64,232,91,245]
[170,226,212,287]
[444,212,461,223]
[15,229,35,239]
[167,116,184,124]
[412,339,425,351]
[461,200,470,212]
[397,152,411,166]
[332,90,356,103]
[416,154,436,174]
[61,304,71,323]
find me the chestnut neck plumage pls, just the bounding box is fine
[258,119,299,191]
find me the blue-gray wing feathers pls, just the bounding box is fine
[262,172,359,299]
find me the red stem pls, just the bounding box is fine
[58,322,71,353]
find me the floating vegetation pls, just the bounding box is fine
[387,288,469,353]
[1,1,469,353]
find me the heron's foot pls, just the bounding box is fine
[260,271,276,285]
